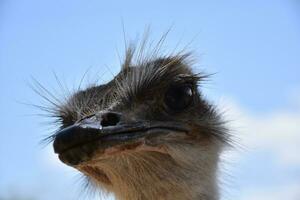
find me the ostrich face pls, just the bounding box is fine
[51,53,227,198]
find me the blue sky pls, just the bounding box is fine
[1,0,300,199]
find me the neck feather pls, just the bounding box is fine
[81,145,221,200]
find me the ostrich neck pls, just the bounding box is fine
[89,151,220,200]
[114,171,219,200]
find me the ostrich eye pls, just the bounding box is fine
[164,84,193,112]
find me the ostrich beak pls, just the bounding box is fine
[53,113,188,166]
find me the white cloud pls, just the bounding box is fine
[219,95,300,200]
[219,96,300,167]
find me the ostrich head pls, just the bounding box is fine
[48,44,229,200]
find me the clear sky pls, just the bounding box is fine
[1,0,300,200]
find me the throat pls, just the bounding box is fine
[79,151,219,200]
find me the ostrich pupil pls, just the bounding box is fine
[164,84,193,112]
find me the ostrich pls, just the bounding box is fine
[47,41,229,200]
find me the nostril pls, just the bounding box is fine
[100,112,121,127]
